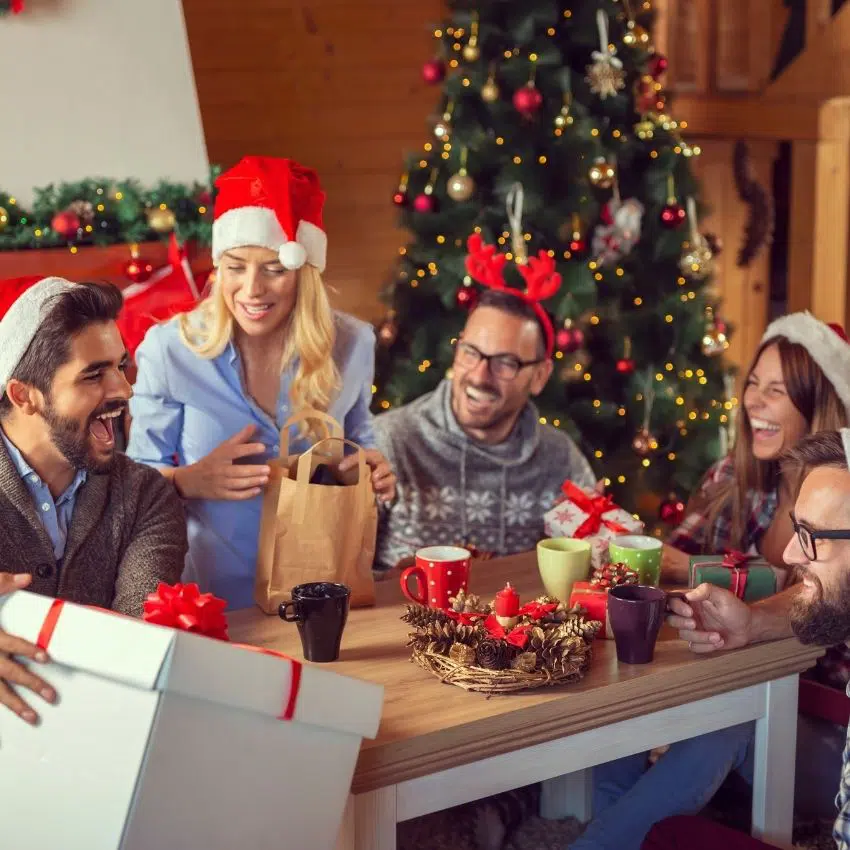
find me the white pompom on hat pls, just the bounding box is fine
[211,156,327,272]
[0,276,75,397]
[760,311,850,414]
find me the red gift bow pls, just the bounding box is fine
[560,481,631,539]
[143,582,229,641]
[518,601,558,619]
[719,550,756,600]
[35,590,301,721]
[484,614,530,649]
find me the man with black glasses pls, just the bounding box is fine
[373,288,595,570]
[647,429,850,849]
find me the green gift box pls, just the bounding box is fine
[688,553,777,602]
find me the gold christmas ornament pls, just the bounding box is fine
[447,173,475,202]
[433,119,451,140]
[589,157,617,189]
[634,116,655,140]
[463,13,481,62]
[554,93,573,130]
[0,207,8,232]
[146,206,176,233]
[632,427,657,456]
[622,22,651,47]
[481,76,500,103]
[701,307,729,357]
[678,242,714,280]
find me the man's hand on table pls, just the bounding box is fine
[666,582,753,654]
[0,573,57,724]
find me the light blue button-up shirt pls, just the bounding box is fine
[1,429,87,561]
[126,312,378,610]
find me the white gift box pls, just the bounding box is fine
[544,485,644,568]
[0,590,383,850]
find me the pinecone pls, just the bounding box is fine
[591,562,639,589]
[476,639,511,670]
[511,651,538,673]
[407,619,481,655]
[562,615,603,642]
[401,604,450,629]
[448,589,488,614]
[449,642,476,666]
[537,625,588,674]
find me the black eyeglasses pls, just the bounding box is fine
[789,512,850,561]
[455,341,544,381]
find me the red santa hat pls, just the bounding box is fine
[211,156,327,272]
[761,311,850,413]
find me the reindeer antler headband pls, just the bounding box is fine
[464,184,562,356]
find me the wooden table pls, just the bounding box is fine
[229,552,823,850]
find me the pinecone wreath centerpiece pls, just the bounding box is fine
[402,583,602,695]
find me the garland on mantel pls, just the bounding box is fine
[0,168,220,252]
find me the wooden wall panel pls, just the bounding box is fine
[688,139,776,371]
[180,0,444,323]
[664,0,712,93]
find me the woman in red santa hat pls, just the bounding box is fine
[571,311,850,850]
[127,156,395,610]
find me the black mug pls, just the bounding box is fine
[279,582,351,663]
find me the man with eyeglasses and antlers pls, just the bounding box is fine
[646,428,850,849]
[373,228,595,570]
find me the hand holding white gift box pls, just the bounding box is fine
[0,583,384,850]
[543,480,644,568]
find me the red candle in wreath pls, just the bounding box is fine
[494,582,520,627]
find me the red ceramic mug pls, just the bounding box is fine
[400,546,471,609]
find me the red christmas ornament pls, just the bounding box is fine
[659,494,686,526]
[456,286,478,310]
[636,78,656,113]
[197,189,212,206]
[648,53,669,79]
[599,203,614,226]
[512,85,543,117]
[413,193,437,214]
[124,256,154,284]
[616,358,635,374]
[569,236,587,255]
[556,325,584,353]
[660,203,686,229]
[51,210,81,239]
[422,58,446,85]
[392,189,409,207]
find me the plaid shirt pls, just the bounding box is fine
[835,696,850,849]
[667,455,778,555]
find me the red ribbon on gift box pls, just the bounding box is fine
[719,550,756,599]
[560,481,631,539]
[34,586,302,722]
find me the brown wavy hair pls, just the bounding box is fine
[699,336,848,549]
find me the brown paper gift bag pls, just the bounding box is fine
[255,410,377,614]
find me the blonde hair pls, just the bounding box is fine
[177,264,340,436]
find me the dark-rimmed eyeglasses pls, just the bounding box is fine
[455,341,544,381]
[789,512,850,561]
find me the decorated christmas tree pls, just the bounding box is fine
[372,0,734,525]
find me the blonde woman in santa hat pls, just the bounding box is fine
[569,310,850,850]
[127,156,395,610]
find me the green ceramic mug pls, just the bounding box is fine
[608,535,663,587]
[537,538,592,603]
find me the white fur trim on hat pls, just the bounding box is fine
[842,428,850,468]
[761,311,850,414]
[211,206,326,272]
[0,277,75,397]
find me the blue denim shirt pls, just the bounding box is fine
[126,312,378,610]
[0,429,87,561]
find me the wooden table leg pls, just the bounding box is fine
[752,675,799,848]
[540,770,593,821]
[345,786,397,850]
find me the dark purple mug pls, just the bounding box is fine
[608,585,683,664]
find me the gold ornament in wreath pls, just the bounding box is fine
[401,589,602,694]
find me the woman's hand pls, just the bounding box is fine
[339,449,397,504]
[172,425,271,501]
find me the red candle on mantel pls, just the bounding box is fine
[494,582,520,617]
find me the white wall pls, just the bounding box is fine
[0,0,209,205]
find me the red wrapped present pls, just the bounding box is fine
[569,581,612,639]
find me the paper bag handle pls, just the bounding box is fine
[291,438,372,526]
[278,409,344,460]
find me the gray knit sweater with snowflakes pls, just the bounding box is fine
[373,379,595,569]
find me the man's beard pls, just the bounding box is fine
[42,398,118,474]
[790,569,850,646]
